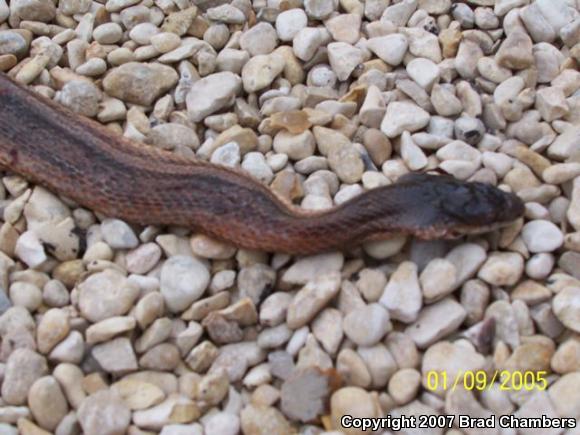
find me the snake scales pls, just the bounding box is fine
[0,73,524,254]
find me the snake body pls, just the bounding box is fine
[0,73,524,254]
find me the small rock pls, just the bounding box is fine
[242,53,285,93]
[132,394,200,429]
[330,387,379,434]
[111,379,165,411]
[77,390,131,435]
[402,27,442,63]
[148,123,200,151]
[327,42,366,82]
[27,376,68,431]
[280,367,331,423]
[15,231,46,268]
[240,404,292,435]
[240,23,277,56]
[325,13,361,44]
[454,116,485,145]
[85,316,136,344]
[327,144,364,183]
[206,4,245,24]
[521,220,564,253]
[343,303,391,346]
[9,281,42,311]
[286,272,341,329]
[293,27,329,62]
[366,34,408,66]
[380,101,430,138]
[276,9,307,41]
[551,339,580,374]
[101,219,138,249]
[363,236,407,259]
[160,256,210,313]
[421,341,486,396]
[405,298,467,348]
[92,337,138,374]
[126,243,162,274]
[380,261,422,323]
[140,343,180,371]
[77,269,139,322]
[304,0,336,19]
[406,58,439,90]
[2,349,47,405]
[103,62,178,106]
[548,372,580,418]
[242,152,274,184]
[485,300,520,349]
[536,0,574,33]
[151,32,181,53]
[477,252,524,286]
[420,258,457,303]
[56,81,101,117]
[356,268,387,303]
[36,308,69,354]
[204,412,239,435]
[388,368,421,405]
[11,0,55,21]
[400,131,428,171]
[282,252,343,285]
[93,23,123,44]
[553,287,580,333]
[0,31,29,59]
[446,243,487,288]
[536,87,569,122]
[496,30,534,69]
[49,330,84,364]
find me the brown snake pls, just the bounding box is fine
[0,73,524,254]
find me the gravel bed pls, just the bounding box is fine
[1,0,580,434]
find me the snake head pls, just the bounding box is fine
[398,173,525,239]
[437,178,525,235]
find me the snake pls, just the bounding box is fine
[0,72,524,254]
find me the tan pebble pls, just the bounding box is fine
[132,395,200,430]
[139,343,181,371]
[2,348,48,406]
[240,404,293,435]
[551,339,580,374]
[150,32,181,53]
[496,30,534,69]
[387,368,421,405]
[15,53,50,84]
[330,387,380,435]
[269,110,312,134]
[27,376,69,431]
[503,341,554,373]
[52,259,84,288]
[17,418,51,435]
[53,363,86,409]
[36,308,69,354]
[181,291,230,321]
[271,170,304,202]
[190,234,236,260]
[77,389,131,435]
[111,379,166,411]
[85,316,136,344]
[161,6,198,36]
[185,340,218,372]
[0,53,17,71]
